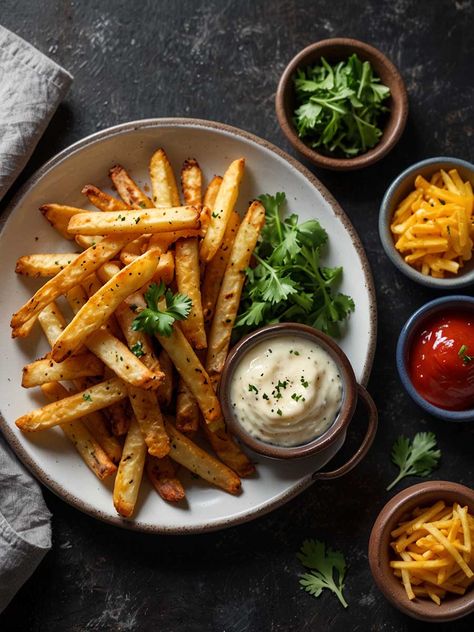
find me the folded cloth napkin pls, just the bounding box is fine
[0,25,73,613]
[0,25,73,200]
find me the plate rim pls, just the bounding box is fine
[0,117,377,534]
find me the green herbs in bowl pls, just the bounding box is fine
[293,54,390,158]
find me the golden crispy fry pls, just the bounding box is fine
[181,158,202,206]
[75,234,102,249]
[52,250,159,361]
[81,184,129,211]
[109,164,153,209]
[200,158,245,262]
[128,387,170,458]
[157,349,174,409]
[165,420,240,495]
[176,378,200,435]
[156,324,222,431]
[149,148,181,207]
[15,254,80,278]
[11,233,135,331]
[201,422,255,477]
[22,352,103,388]
[39,204,85,240]
[201,210,240,325]
[78,408,123,464]
[148,228,203,254]
[146,455,185,502]
[120,236,150,265]
[37,302,67,346]
[67,205,201,235]
[206,200,265,379]
[41,382,117,479]
[175,237,207,349]
[203,175,223,210]
[16,377,128,432]
[104,400,130,437]
[113,417,147,517]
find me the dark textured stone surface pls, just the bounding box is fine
[1,1,473,630]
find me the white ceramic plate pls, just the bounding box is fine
[0,119,376,533]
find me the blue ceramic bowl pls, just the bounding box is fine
[379,157,474,289]
[397,295,474,421]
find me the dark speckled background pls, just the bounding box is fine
[1,1,473,630]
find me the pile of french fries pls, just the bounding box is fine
[391,168,474,277]
[11,148,266,518]
[390,500,474,604]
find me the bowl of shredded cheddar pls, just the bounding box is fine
[379,157,474,288]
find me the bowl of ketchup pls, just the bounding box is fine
[397,296,474,421]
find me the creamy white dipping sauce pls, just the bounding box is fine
[230,336,343,447]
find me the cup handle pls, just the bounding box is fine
[312,384,378,481]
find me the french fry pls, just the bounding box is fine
[109,164,153,209]
[22,352,103,388]
[39,204,85,240]
[104,399,130,437]
[11,233,135,331]
[206,200,265,380]
[65,284,163,389]
[146,455,185,502]
[52,250,159,361]
[128,387,170,458]
[201,422,255,477]
[181,158,202,206]
[165,420,241,495]
[75,234,102,249]
[176,378,200,435]
[113,417,147,518]
[175,237,207,348]
[157,349,174,408]
[73,401,122,464]
[201,210,240,325]
[203,175,223,211]
[148,228,203,254]
[149,148,180,207]
[16,377,128,432]
[200,158,245,262]
[67,205,201,235]
[15,254,80,278]
[37,302,67,346]
[41,382,117,480]
[120,235,149,265]
[81,184,129,212]
[156,324,223,431]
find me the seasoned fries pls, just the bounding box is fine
[390,500,474,605]
[391,168,474,278]
[200,158,245,262]
[11,146,264,519]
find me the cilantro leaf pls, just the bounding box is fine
[234,193,354,338]
[297,539,348,608]
[293,54,390,157]
[386,432,441,491]
[131,281,192,337]
[131,341,145,357]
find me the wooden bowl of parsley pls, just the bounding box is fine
[275,38,408,170]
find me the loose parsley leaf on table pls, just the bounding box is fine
[234,192,354,338]
[297,539,348,608]
[131,281,192,337]
[293,54,390,157]
[386,432,441,491]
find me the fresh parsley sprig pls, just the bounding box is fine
[234,192,354,337]
[293,54,390,157]
[386,432,441,491]
[297,539,348,608]
[131,281,192,337]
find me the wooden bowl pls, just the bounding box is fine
[275,38,408,171]
[368,481,474,622]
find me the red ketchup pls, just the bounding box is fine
[409,309,474,411]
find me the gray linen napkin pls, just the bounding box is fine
[0,25,73,613]
[0,25,73,199]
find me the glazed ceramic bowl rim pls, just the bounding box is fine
[396,295,474,421]
[275,37,408,170]
[219,322,357,459]
[379,156,474,289]
[369,480,474,622]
